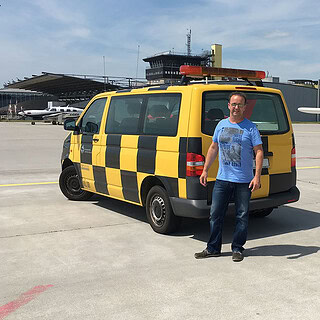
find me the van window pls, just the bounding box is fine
[80,98,107,134]
[143,93,181,136]
[202,91,289,135]
[105,96,143,134]
[105,93,181,136]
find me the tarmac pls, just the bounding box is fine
[0,122,319,320]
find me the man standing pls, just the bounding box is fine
[195,92,263,262]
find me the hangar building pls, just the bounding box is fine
[1,72,144,116]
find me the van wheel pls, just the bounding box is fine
[59,166,93,201]
[250,208,274,218]
[146,186,180,234]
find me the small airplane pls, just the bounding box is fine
[18,105,84,124]
[298,107,320,114]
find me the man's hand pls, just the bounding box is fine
[200,170,208,187]
[251,145,263,192]
[199,142,218,187]
[249,176,261,192]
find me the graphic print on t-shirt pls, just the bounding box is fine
[219,127,244,167]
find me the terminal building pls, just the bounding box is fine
[0,88,53,117]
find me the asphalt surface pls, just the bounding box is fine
[0,122,319,320]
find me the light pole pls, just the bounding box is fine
[135,45,140,88]
[103,56,106,92]
[317,79,320,122]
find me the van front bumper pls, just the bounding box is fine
[169,186,300,219]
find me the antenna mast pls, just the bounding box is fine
[186,29,191,56]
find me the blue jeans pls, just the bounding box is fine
[207,179,251,253]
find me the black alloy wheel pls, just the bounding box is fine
[59,165,93,201]
[146,185,180,234]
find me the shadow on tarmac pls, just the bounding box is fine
[245,244,320,259]
[93,195,147,223]
[93,196,320,257]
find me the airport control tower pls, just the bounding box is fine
[143,31,215,85]
[143,51,210,85]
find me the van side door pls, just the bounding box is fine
[78,98,107,192]
[102,95,144,201]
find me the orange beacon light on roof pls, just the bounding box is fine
[179,65,266,80]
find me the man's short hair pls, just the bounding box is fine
[229,92,247,104]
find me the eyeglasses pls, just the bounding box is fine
[230,103,246,108]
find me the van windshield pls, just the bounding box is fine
[202,91,289,135]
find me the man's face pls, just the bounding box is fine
[228,95,246,119]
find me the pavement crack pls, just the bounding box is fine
[0,221,141,239]
[297,179,319,185]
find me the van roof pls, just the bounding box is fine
[94,83,283,98]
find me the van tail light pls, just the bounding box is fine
[291,147,296,167]
[186,153,205,176]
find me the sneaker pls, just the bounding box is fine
[194,249,220,259]
[232,251,244,262]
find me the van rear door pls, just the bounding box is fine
[201,89,292,200]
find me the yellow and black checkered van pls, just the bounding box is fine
[59,66,300,234]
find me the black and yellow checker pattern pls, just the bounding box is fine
[67,133,213,206]
[65,130,296,208]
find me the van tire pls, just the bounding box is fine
[146,186,180,234]
[59,166,93,201]
[250,207,274,218]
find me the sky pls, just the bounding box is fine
[1,0,320,88]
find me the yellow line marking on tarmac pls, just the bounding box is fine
[297,166,320,170]
[0,181,58,187]
[296,132,320,134]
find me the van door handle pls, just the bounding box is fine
[264,151,273,156]
[93,138,99,142]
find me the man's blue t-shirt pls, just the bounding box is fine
[213,118,262,183]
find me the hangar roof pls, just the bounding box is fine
[4,72,121,101]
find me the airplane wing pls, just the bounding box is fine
[298,107,320,114]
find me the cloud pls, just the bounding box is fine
[1,0,320,86]
[30,0,86,24]
[264,31,290,39]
